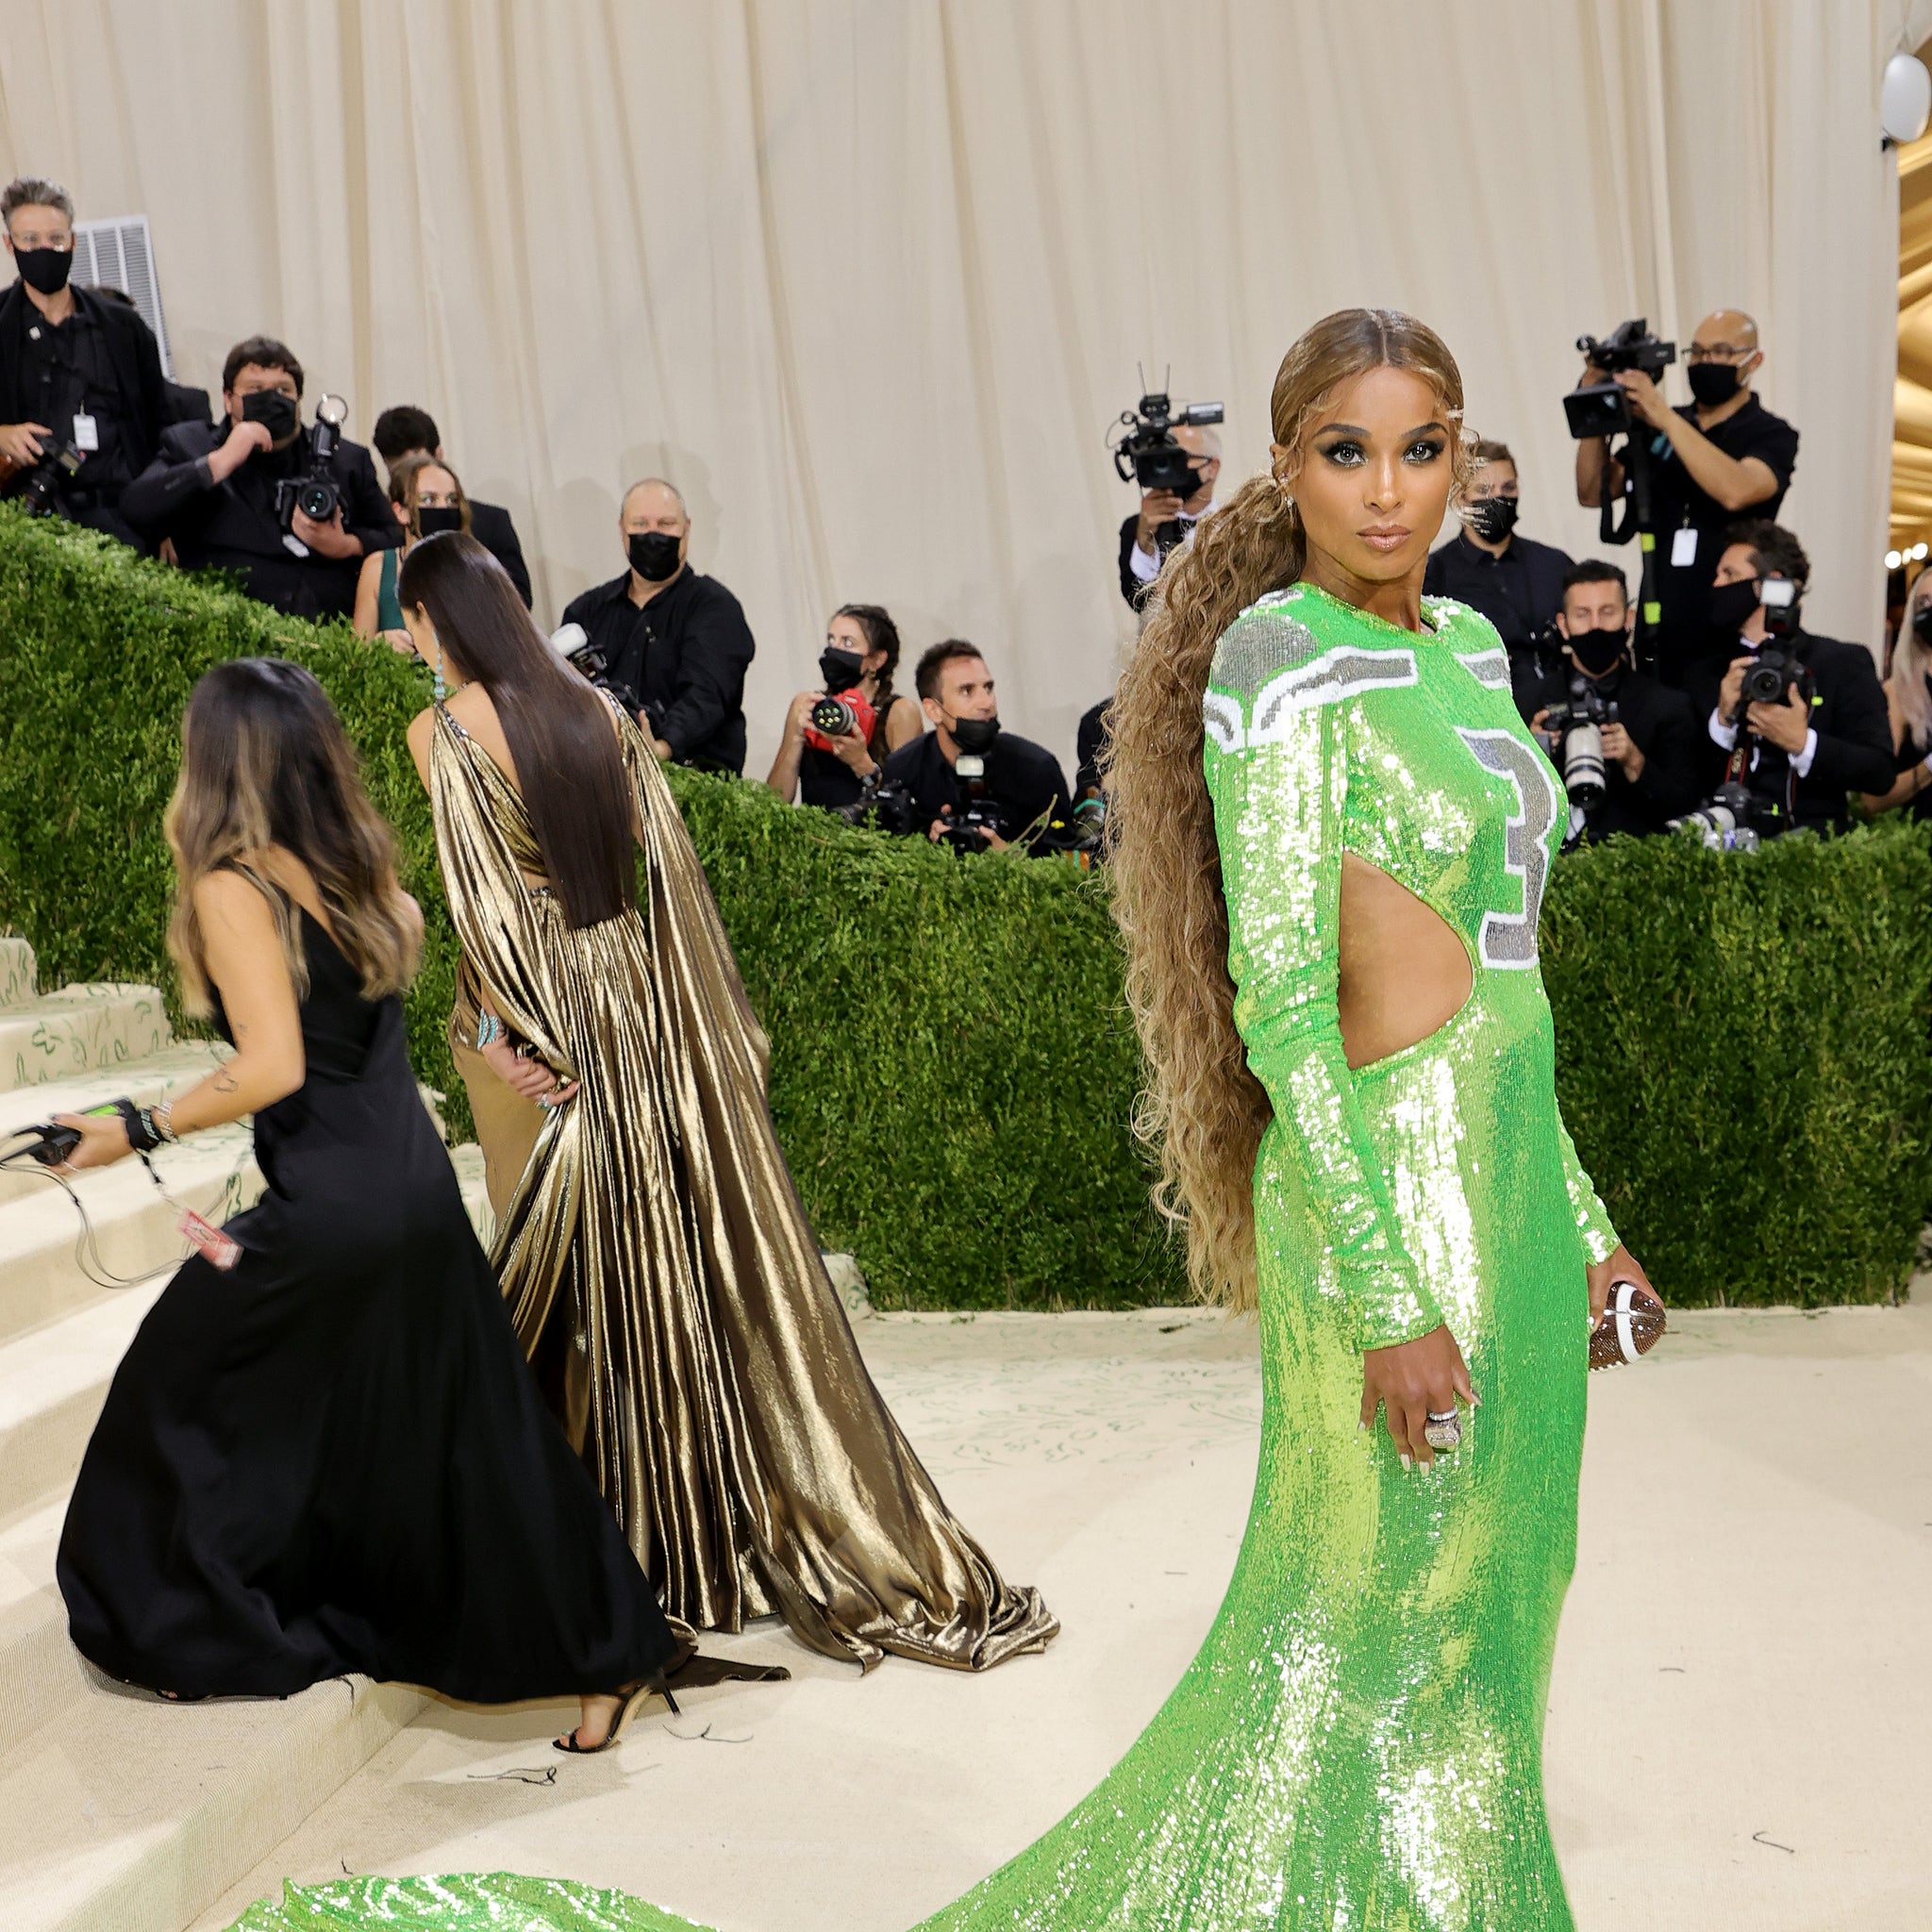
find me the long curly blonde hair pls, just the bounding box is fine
[1104,308,1473,1311]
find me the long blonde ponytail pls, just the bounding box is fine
[1103,308,1470,1309]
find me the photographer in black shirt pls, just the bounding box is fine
[0,176,168,551]
[1423,438,1572,721]
[879,641,1071,854]
[1524,559,1700,841]
[1685,521,1893,838]
[1574,309,1797,680]
[557,477,756,774]
[122,336,397,619]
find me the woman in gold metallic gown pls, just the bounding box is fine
[397,532,1057,1676]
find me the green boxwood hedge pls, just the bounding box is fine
[2,508,1927,1307]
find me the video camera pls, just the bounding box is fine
[275,392,349,544]
[1564,322,1676,441]
[1540,674,1621,808]
[1110,378,1224,498]
[549,622,643,718]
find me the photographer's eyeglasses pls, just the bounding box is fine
[1684,343,1752,363]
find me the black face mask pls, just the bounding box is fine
[628,530,682,582]
[1708,578,1761,637]
[1687,362,1742,408]
[240,391,299,444]
[416,506,463,538]
[819,645,865,692]
[1566,626,1627,676]
[1913,603,1932,647]
[950,714,1001,756]
[14,245,73,296]
[1467,496,1520,545]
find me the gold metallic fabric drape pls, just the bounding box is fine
[428,704,1058,1672]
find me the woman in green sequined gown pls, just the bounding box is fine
[228,311,1656,1932]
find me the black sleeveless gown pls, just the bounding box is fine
[58,907,680,1703]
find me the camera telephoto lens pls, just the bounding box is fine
[1561,723,1606,807]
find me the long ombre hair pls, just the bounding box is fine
[1104,308,1474,1310]
[398,532,636,929]
[166,658,422,1014]
[1895,571,1932,749]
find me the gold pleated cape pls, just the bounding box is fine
[427,703,1058,1672]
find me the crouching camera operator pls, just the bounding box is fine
[765,604,924,809]
[122,336,397,618]
[1677,521,1892,841]
[1526,561,1700,841]
[878,641,1074,855]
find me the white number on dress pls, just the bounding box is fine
[1455,728,1561,968]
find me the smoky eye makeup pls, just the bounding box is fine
[1315,437,1366,467]
[1404,435,1448,464]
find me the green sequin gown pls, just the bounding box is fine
[226,584,1617,1932]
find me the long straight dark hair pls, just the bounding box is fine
[397,532,635,928]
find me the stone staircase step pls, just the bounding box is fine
[0,1044,233,1206]
[0,938,36,1011]
[0,1498,85,1760]
[0,1276,166,1524]
[0,985,174,1095]
[0,1665,425,1932]
[0,1126,261,1346]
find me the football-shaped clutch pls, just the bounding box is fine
[1590,1278,1666,1372]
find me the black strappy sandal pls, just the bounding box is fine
[554,1671,680,1755]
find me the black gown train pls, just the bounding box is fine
[58,904,679,1704]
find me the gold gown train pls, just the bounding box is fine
[428,702,1058,1672]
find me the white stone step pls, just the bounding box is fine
[0,1276,165,1524]
[0,1125,261,1346]
[0,938,37,1011]
[0,1660,424,1932]
[0,1498,87,1759]
[0,1044,234,1206]
[0,985,174,1095]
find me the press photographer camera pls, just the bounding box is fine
[1112,380,1223,611]
[1572,309,1799,680]
[273,392,347,545]
[1677,522,1893,840]
[549,622,642,718]
[1526,560,1700,842]
[1540,674,1619,809]
[764,605,924,810]
[15,435,83,515]
[877,641,1074,858]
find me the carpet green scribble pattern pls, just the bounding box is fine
[3,507,1929,1307]
[230,1872,707,1930]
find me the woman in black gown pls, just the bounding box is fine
[54,658,710,1750]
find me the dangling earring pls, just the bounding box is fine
[1273,467,1296,512]
[432,641,447,703]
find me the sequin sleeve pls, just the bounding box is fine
[1556,1114,1619,1265]
[1203,605,1442,1352]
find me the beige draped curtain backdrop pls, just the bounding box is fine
[2,0,1926,771]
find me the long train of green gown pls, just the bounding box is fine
[228,582,1617,1932]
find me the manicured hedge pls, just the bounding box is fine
[2,507,1927,1307]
